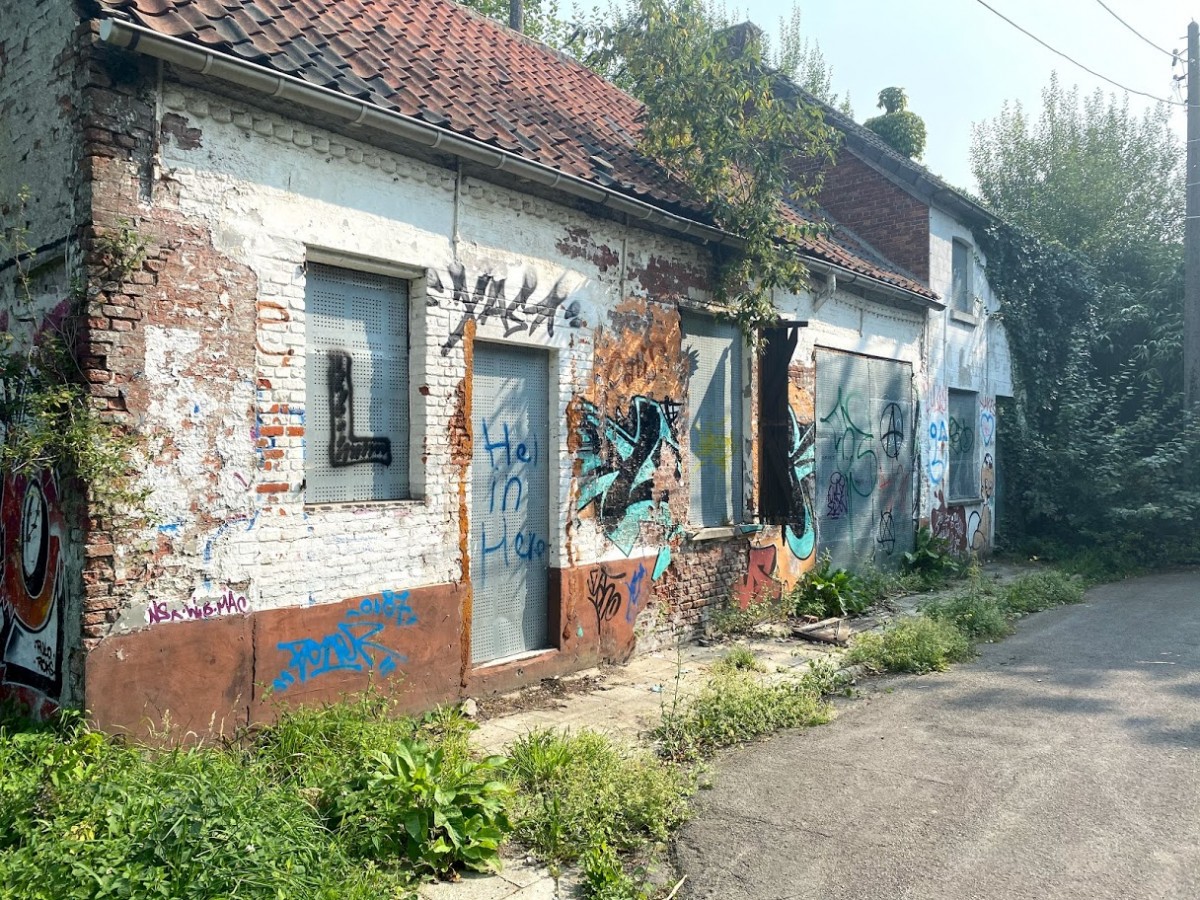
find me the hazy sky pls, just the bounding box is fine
[747,0,1190,189]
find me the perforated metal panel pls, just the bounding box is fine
[682,312,743,526]
[471,344,551,664]
[305,263,410,503]
[815,349,914,570]
[948,389,979,501]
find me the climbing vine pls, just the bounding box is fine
[978,221,1200,568]
[0,196,144,511]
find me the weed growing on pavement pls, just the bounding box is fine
[652,669,833,763]
[581,842,651,900]
[710,645,766,674]
[844,616,972,675]
[705,593,790,638]
[790,553,871,619]
[505,729,691,865]
[1002,570,1085,614]
[923,592,1013,643]
[901,527,962,587]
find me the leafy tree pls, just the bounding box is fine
[971,73,1182,281]
[863,87,926,159]
[454,0,581,52]
[771,6,852,115]
[583,0,838,335]
[973,73,1198,568]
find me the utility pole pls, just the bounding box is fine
[1186,21,1200,408]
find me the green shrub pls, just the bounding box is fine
[901,527,961,586]
[327,740,511,877]
[506,729,690,864]
[1003,571,1085,614]
[791,554,870,618]
[652,670,832,763]
[923,592,1012,642]
[855,565,926,603]
[845,617,972,675]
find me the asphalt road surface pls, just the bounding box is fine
[675,571,1200,900]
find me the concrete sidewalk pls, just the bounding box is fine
[419,563,1027,899]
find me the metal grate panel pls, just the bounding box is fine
[305,263,410,503]
[471,343,551,663]
[815,349,914,570]
[682,312,743,526]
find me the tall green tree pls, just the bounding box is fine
[863,87,926,159]
[971,74,1182,281]
[583,0,838,333]
[972,74,1197,568]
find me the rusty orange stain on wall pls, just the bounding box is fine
[453,318,477,685]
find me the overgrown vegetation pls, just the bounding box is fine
[790,553,869,618]
[0,698,498,899]
[652,665,835,763]
[0,199,144,510]
[900,527,961,586]
[583,0,838,336]
[505,729,691,865]
[848,569,1086,675]
[863,87,926,159]
[971,76,1199,567]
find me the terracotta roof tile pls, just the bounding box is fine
[96,0,935,300]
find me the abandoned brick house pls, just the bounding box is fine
[0,0,1011,734]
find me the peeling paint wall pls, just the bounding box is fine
[67,48,1013,732]
[923,207,1012,554]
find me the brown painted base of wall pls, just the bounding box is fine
[84,557,660,740]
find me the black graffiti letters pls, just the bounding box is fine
[431,263,581,355]
[587,566,624,628]
[327,350,392,468]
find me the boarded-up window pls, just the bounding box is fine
[952,240,972,314]
[683,312,743,526]
[947,388,978,501]
[305,263,410,503]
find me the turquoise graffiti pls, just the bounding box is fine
[784,408,817,560]
[576,397,681,558]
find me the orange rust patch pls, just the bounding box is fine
[456,318,476,685]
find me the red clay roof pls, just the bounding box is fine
[97,0,936,300]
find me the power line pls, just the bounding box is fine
[1090,0,1176,59]
[971,0,1184,106]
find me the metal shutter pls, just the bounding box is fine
[305,263,410,503]
[683,312,744,526]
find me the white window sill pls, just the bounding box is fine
[687,525,757,542]
[949,309,979,327]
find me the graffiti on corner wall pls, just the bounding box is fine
[784,408,817,561]
[0,469,66,703]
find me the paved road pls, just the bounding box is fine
[675,572,1200,900]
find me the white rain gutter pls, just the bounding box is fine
[96,16,939,309]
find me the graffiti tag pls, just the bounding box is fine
[327,350,392,468]
[146,587,250,625]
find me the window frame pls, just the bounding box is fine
[303,261,413,505]
[951,238,973,316]
[946,387,980,503]
[681,309,745,528]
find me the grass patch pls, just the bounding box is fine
[705,594,790,638]
[923,592,1013,643]
[505,729,691,865]
[710,645,766,674]
[652,668,833,763]
[844,616,972,675]
[1002,571,1085,614]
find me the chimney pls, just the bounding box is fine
[510,0,524,32]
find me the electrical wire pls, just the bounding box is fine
[1090,0,1176,59]
[971,0,1184,106]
